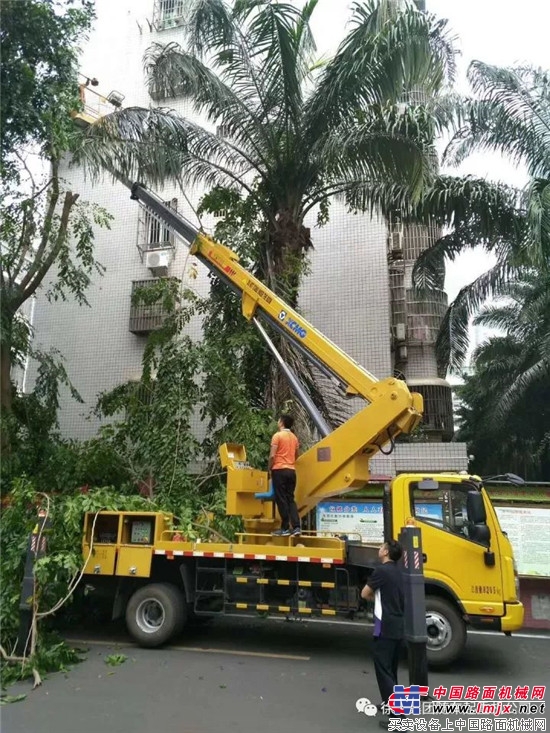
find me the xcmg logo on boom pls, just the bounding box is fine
[278,310,307,338]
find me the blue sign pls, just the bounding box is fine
[317,501,382,516]
[415,503,443,520]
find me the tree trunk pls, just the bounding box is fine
[263,210,320,439]
[1,331,13,455]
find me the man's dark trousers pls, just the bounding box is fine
[373,636,402,706]
[271,468,300,529]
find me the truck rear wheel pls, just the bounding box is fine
[425,596,466,667]
[126,583,186,647]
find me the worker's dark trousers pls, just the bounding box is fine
[373,636,402,706]
[272,469,300,530]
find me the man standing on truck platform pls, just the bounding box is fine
[361,540,404,726]
[269,414,301,537]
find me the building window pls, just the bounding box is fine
[137,199,177,255]
[145,207,171,249]
[153,0,185,31]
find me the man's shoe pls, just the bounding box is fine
[272,528,291,536]
[291,527,302,536]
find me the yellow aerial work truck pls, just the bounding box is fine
[81,184,523,667]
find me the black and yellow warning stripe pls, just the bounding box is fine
[228,602,337,616]
[233,577,335,589]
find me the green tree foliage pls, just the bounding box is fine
[0,165,112,419]
[0,0,94,171]
[1,349,130,495]
[0,0,111,440]
[411,63,550,371]
[456,269,550,479]
[0,481,153,688]
[196,187,276,467]
[95,279,203,507]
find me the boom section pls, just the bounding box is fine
[131,182,382,402]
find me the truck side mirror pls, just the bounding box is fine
[466,491,486,525]
[469,523,491,547]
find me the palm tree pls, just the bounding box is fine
[76,0,455,416]
[411,62,550,371]
[456,268,550,479]
[79,0,455,298]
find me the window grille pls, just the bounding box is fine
[152,0,185,31]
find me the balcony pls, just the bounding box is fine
[128,279,170,334]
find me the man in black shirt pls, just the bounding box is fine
[361,540,404,722]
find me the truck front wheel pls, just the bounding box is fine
[425,596,466,667]
[126,583,186,647]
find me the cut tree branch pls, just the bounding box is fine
[17,160,61,294]
[12,191,79,311]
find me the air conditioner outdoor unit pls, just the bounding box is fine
[145,249,171,274]
[395,323,406,341]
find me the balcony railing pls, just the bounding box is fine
[128,279,169,334]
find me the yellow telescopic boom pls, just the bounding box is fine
[129,183,423,523]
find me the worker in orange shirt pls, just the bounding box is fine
[269,414,300,536]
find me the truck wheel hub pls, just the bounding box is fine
[136,598,165,633]
[425,611,451,650]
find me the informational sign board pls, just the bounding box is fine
[316,501,442,544]
[316,501,383,543]
[316,501,550,576]
[495,506,550,577]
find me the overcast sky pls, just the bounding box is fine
[308,0,549,301]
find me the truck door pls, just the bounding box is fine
[407,479,504,619]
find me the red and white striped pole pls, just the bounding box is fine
[399,525,429,688]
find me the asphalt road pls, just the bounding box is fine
[3,618,549,733]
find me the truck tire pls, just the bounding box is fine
[425,596,466,667]
[126,583,186,648]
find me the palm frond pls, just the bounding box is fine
[144,42,274,172]
[495,355,550,418]
[436,259,519,372]
[319,126,432,202]
[411,175,525,291]
[183,0,237,59]
[473,304,519,331]
[244,2,309,124]
[77,107,260,196]
[525,177,550,263]
[445,63,550,178]
[294,0,319,56]
[304,0,456,141]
